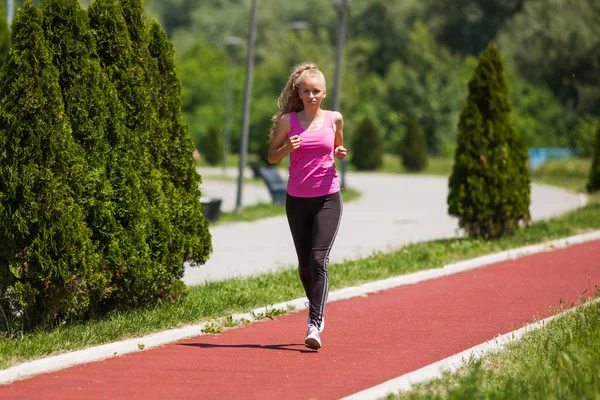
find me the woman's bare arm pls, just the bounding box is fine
[268,114,299,164]
[332,111,347,160]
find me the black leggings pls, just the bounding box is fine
[285,191,343,328]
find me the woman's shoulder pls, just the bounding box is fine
[325,109,342,118]
[277,113,291,129]
[329,110,343,124]
[281,112,298,122]
[277,113,292,125]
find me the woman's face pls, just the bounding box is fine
[298,76,326,109]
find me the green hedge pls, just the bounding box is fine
[0,1,102,326]
[199,125,223,166]
[401,117,428,172]
[351,116,383,171]
[0,0,211,329]
[148,18,211,277]
[587,121,600,193]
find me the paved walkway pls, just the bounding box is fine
[184,168,585,285]
[2,239,598,399]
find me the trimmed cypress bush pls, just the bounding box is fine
[200,126,224,166]
[350,116,383,171]
[120,0,167,168]
[0,1,9,67]
[88,0,182,308]
[401,117,428,172]
[0,0,102,326]
[148,20,211,270]
[448,44,531,238]
[42,0,157,312]
[41,0,116,285]
[587,121,600,193]
[118,0,176,273]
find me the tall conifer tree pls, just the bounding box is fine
[448,44,530,238]
[88,0,182,306]
[42,0,158,310]
[587,121,600,193]
[148,20,211,269]
[116,0,175,274]
[401,116,428,172]
[0,0,101,325]
[42,0,117,272]
[350,116,383,171]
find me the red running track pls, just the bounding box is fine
[2,240,599,399]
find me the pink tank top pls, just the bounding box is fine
[286,110,340,198]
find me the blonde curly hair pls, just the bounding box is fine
[268,62,326,142]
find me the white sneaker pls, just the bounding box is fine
[305,325,322,350]
[306,302,325,333]
[307,316,325,333]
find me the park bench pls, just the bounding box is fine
[249,160,262,179]
[249,160,287,205]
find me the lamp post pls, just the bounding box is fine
[222,36,243,176]
[463,3,483,55]
[331,0,350,189]
[288,20,308,65]
[234,0,258,214]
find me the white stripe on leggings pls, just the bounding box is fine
[317,192,343,324]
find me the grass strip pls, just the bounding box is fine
[204,156,592,225]
[1,192,598,370]
[386,296,600,400]
[376,154,455,176]
[530,158,593,193]
[216,186,361,224]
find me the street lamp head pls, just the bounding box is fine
[288,21,309,31]
[224,36,244,47]
[332,0,350,8]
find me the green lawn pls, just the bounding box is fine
[386,296,600,400]
[378,153,455,176]
[381,154,593,196]
[201,175,263,184]
[530,158,592,192]
[216,186,361,224]
[336,153,455,177]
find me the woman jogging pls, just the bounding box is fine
[267,62,347,350]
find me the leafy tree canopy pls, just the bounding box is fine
[498,0,600,116]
